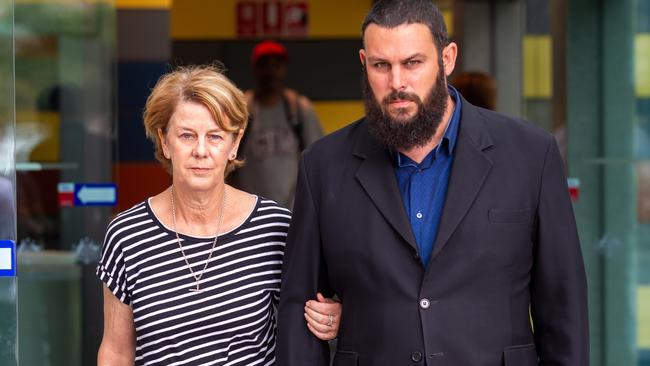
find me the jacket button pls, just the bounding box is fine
[419,298,430,309]
[411,351,423,362]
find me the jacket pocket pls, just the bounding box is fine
[489,208,531,223]
[503,343,538,366]
[333,350,359,366]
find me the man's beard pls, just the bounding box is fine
[363,65,449,152]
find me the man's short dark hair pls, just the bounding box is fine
[361,0,450,53]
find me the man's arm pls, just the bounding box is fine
[97,285,136,366]
[530,136,589,365]
[276,153,330,366]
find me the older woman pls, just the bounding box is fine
[97,65,340,365]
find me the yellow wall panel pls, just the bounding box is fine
[639,286,650,348]
[523,35,552,99]
[635,33,650,97]
[172,0,371,40]
[172,0,237,39]
[442,10,453,37]
[312,100,364,134]
[15,111,60,162]
[309,0,371,38]
[19,0,170,7]
[116,0,171,9]
[16,0,112,3]
[171,1,457,40]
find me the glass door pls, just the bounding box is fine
[635,2,650,364]
[12,1,116,365]
[0,0,18,364]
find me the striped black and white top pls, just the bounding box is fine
[97,196,289,366]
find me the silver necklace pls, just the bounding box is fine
[170,185,226,293]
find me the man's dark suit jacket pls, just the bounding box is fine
[276,99,589,366]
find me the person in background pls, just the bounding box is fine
[96,65,341,366]
[230,40,324,209]
[277,0,588,365]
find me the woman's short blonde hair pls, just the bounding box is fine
[143,64,248,176]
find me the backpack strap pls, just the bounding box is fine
[281,89,305,151]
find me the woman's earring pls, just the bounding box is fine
[230,153,236,160]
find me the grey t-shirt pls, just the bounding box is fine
[233,95,323,208]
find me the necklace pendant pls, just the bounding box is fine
[171,185,223,297]
[189,284,204,293]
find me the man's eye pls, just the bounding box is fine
[405,60,421,67]
[373,62,389,70]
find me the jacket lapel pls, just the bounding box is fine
[353,124,419,253]
[429,101,494,264]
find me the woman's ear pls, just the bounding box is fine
[157,128,170,159]
[230,129,244,160]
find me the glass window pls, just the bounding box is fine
[0,0,17,364]
[13,1,116,364]
[636,1,650,364]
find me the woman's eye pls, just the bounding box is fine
[209,134,223,141]
[180,133,194,140]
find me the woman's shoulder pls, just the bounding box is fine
[255,197,292,214]
[106,199,153,231]
[241,196,292,227]
[233,197,292,239]
[228,185,291,216]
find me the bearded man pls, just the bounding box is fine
[277,1,589,365]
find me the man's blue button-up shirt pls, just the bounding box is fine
[394,86,462,268]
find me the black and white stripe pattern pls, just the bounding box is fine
[97,197,290,365]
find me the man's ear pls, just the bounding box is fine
[359,49,366,69]
[442,42,458,77]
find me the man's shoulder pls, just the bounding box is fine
[307,117,367,155]
[298,118,368,183]
[466,103,554,147]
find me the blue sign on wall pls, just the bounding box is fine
[0,240,16,277]
[73,183,118,206]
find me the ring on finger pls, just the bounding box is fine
[327,314,333,327]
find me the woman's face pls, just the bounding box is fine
[158,100,241,192]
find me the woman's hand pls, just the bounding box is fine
[304,292,342,341]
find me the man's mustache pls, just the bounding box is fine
[383,90,422,105]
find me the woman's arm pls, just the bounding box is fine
[97,285,136,366]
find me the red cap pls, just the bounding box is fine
[251,40,288,65]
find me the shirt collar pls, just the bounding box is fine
[394,85,462,168]
[445,85,462,153]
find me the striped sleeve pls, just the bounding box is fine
[96,204,144,304]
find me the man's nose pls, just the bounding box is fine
[390,67,406,91]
